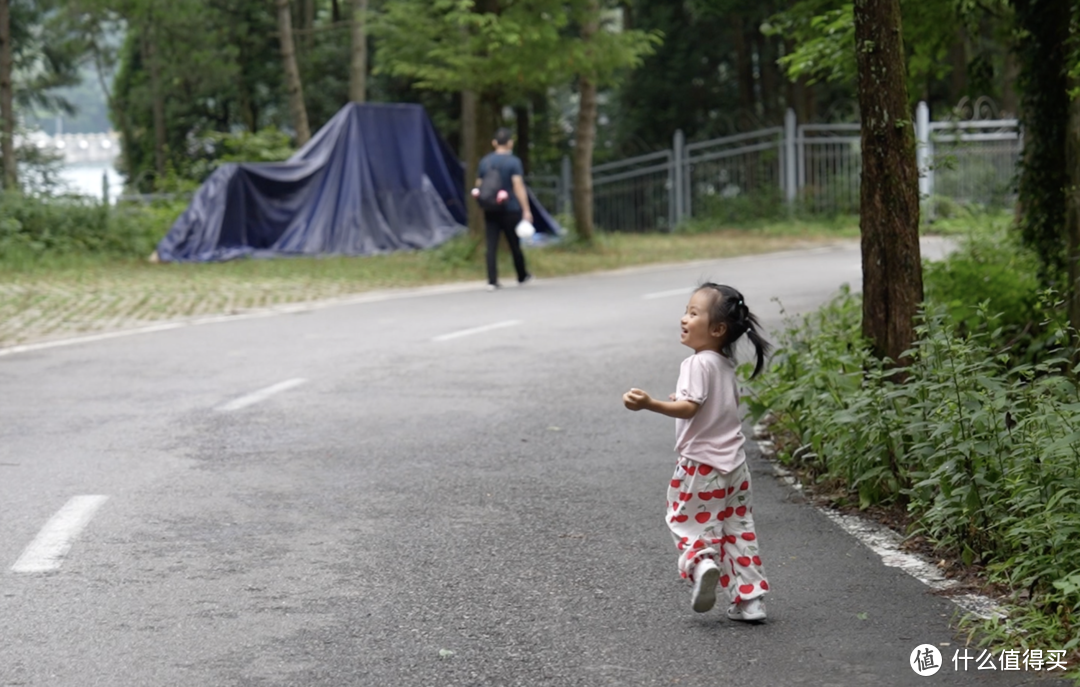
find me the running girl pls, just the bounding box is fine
[623,283,772,621]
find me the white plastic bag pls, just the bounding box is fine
[515,220,536,239]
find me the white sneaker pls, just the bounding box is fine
[691,560,720,613]
[726,597,767,622]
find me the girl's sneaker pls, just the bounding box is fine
[726,597,767,622]
[691,560,720,613]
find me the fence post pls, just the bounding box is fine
[916,101,932,221]
[560,155,572,216]
[784,108,797,207]
[673,129,685,225]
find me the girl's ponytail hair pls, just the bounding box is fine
[697,283,773,378]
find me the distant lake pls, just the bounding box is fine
[58,163,125,204]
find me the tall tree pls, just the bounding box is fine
[349,0,368,103]
[374,0,572,234]
[276,0,310,144]
[1064,4,1080,338]
[853,0,922,363]
[375,0,656,240]
[1068,85,1080,339]
[0,0,14,190]
[0,0,83,190]
[571,0,600,243]
[1011,0,1071,280]
[141,17,167,179]
[565,0,658,241]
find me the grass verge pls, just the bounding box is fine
[0,218,859,348]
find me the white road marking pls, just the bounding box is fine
[433,319,522,342]
[217,378,307,412]
[11,495,109,573]
[642,287,693,300]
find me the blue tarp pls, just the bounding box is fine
[156,102,561,262]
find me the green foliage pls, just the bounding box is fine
[0,192,182,260]
[685,187,789,226]
[922,219,1046,348]
[179,127,296,182]
[765,0,1011,107]
[763,2,855,86]
[750,282,1080,655]
[373,0,660,96]
[7,0,86,113]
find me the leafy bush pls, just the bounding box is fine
[923,219,1064,363]
[748,287,1080,656]
[0,191,185,261]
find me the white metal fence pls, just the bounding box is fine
[531,100,1023,232]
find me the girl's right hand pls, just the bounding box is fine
[669,393,677,401]
[623,388,652,411]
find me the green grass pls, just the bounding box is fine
[0,217,863,347]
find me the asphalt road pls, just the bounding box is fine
[1,239,1069,686]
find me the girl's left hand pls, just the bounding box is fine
[623,388,652,411]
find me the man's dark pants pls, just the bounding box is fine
[484,209,529,286]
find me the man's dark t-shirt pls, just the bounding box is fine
[477,152,525,213]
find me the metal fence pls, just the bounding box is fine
[592,149,674,232]
[924,115,1021,211]
[683,127,784,221]
[796,122,862,215]
[530,100,1023,232]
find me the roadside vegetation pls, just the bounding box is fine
[748,213,1080,671]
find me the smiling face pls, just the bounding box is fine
[680,289,726,353]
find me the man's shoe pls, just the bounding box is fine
[486,283,501,292]
[726,597,767,622]
[517,274,532,286]
[691,560,720,613]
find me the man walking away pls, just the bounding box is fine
[473,127,533,291]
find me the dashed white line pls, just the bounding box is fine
[642,287,692,300]
[216,378,307,412]
[432,319,522,342]
[12,495,109,573]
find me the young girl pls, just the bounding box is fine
[623,283,772,621]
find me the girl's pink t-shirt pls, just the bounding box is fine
[673,350,746,473]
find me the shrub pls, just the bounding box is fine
[922,218,1063,363]
[749,287,1080,657]
[0,191,185,261]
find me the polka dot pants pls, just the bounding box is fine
[666,457,770,605]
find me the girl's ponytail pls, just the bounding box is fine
[697,283,772,377]
[743,311,771,378]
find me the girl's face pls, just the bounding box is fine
[681,290,726,353]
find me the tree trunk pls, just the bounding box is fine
[571,0,600,242]
[948,28,967,106]
[0,0,15,191]
[276,0,310,145]
[303,0,315,49]
[141,29,167,183]
[755,32,778,121]
[349,0,368,103]
[462,89,483,237]
[1012,0,1070,279]
[853,0,923,364]
[573,75,598,242]
[1001,51,1019,118]
[733,17,756,116]
[1066,83,1080,339]
[514,104,530,175]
